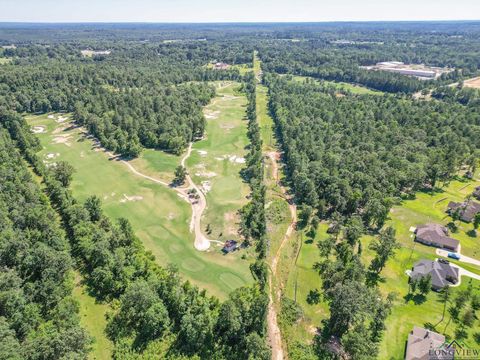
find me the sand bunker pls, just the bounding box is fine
[32,126,46,134]
[201,181,212,193]
[195,171,217,178]
[45,153,60,159]
[215,154,245,164]
[197,150,208,157]
[52,135,72,146]
[47,115,55,119]
[120,194,143,203]
[56,116,68,123]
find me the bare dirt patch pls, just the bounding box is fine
[464,76,480,89]
[119,194,143,203]
[52,135,72,146]
[204,110,220,119]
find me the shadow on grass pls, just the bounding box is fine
[403,293,427,305]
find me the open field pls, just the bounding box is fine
[282,177,480,358]
[26,109,253,300]
[290,75,383,95]
[72,273,112,360]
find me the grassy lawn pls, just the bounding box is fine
[26,110,252,300]
[72,273,112,360]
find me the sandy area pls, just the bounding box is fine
[120,194,143,203]
[32,126,46,134]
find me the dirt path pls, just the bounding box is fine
[115,143,220,251]
[266,151,297,360]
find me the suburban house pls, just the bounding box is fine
[447,200,480,222]
[405,326,453,360]
[222,240,239,254]
[414,224,459,252]
[410,259,459,291]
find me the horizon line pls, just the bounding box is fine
[0,19,480,25]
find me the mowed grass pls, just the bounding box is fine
[186,82,252,244]
[72,273,112,360]
[282,177,480,358]
[257,84,275,151]
[26,112,252,300]
[284,224,330,340]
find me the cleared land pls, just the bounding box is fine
[283,176,480,358]
[290,75,383,95]
[464,76,480,89]
[26,108,252,300]
[72,273,112,360]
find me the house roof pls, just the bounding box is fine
[447,200,480,222]
[411,259,459,289]
[415,224,459,249]
[405,326,452,360]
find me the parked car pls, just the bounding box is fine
[447,252,461,260]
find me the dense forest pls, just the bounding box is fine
[266,75,480,228]
[0,127,90,358]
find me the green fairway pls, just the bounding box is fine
[26,110,252,300]
[72,273,112,360]
[185,81,251,243]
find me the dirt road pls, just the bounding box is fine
[266,151,297,360]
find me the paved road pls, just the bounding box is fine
[436,249,480,267]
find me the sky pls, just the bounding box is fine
[1,0,479,23]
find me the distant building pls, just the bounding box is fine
[414,224,459,252]
[410,259,459,291]
[447,200,480,222]
[382,67,436,78]
[405,326,453,360]
[213,62,229,70]
[222,240,239,253]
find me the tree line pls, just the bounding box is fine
[0,127,90,359]
[1,109,271,359]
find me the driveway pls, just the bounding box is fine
[436,249,480,267]
[450,264,480,286]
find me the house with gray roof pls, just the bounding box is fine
[410,259,459,291]
[414,224,459,252]
[447,200,480,222]
[405,326,453,360]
